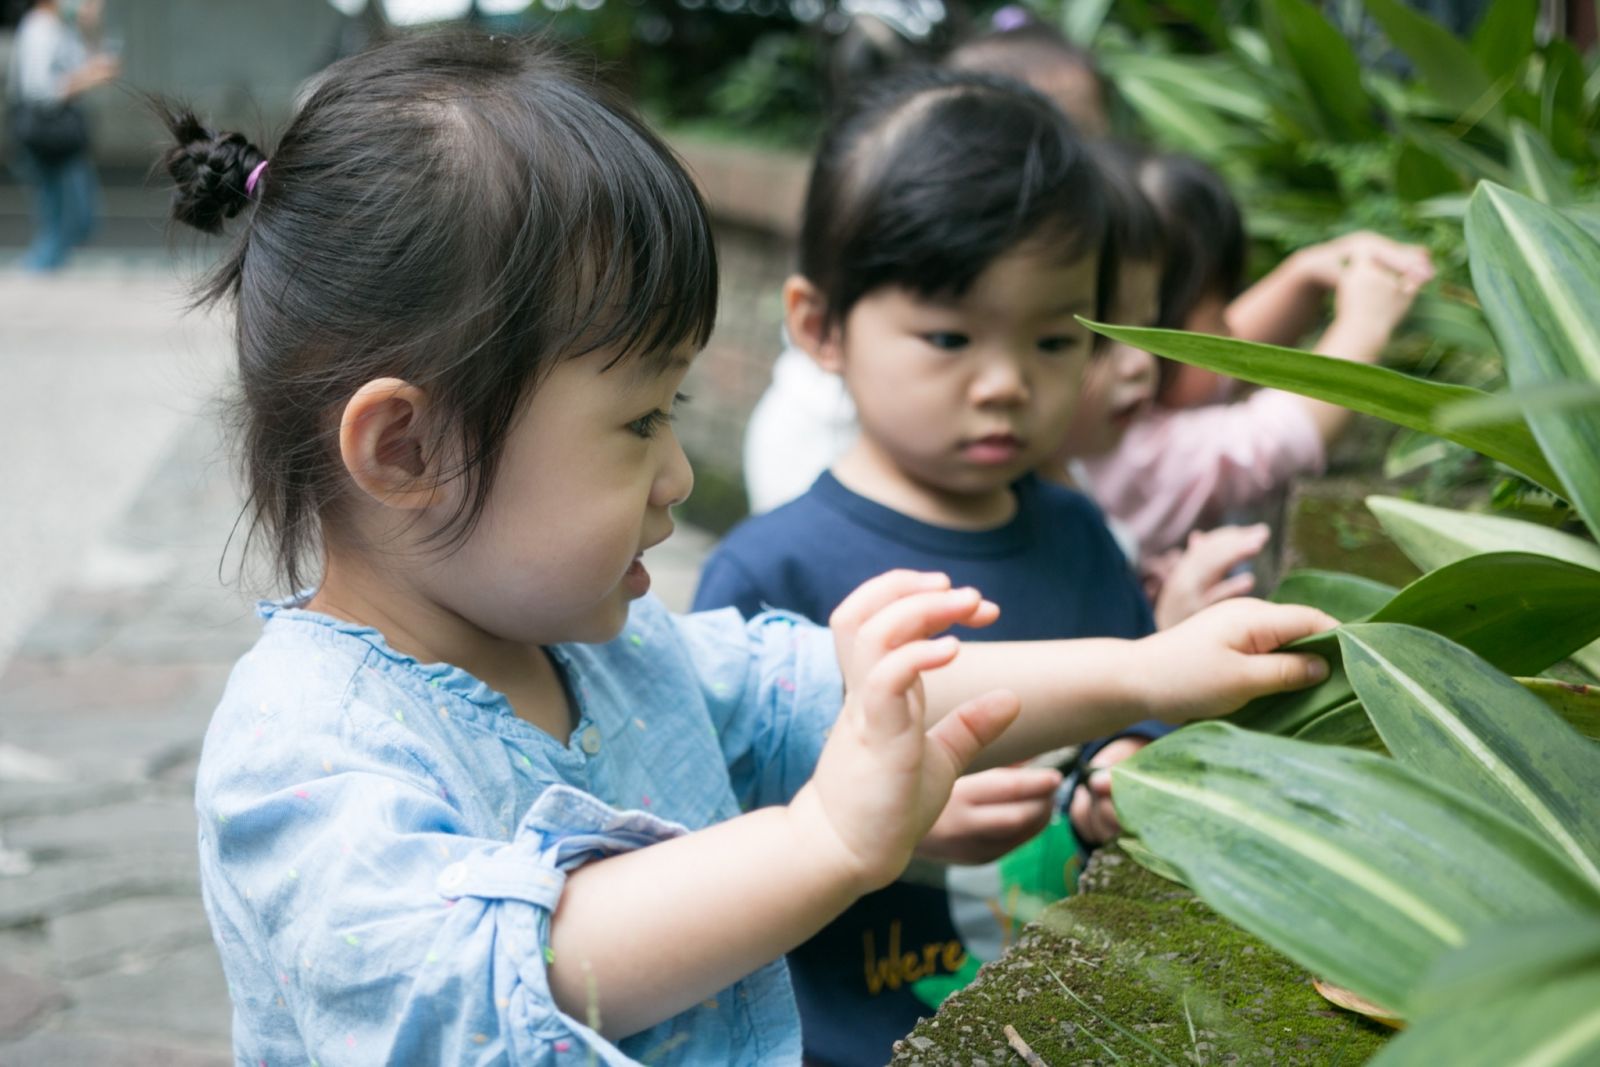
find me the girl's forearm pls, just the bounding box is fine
[923,639,1148,768]
[547,795,861,1040]
[1226,252,1325,347]
[1297,313,1393,443]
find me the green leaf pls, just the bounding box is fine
[1366,552,1600,676]
[1081,322,1566,498]
[1365,0,1505,133]
[1060,0,1114,45]
[1261,0,1376,140]
[1510,119,1577,204]
[1408,915,1600,1014]
[1341,623,1600,889]
[1470,0,1538,83]
[1435,382,1600,430]
[1367,495,1600,678]
[1233,550,1600,735]
[1112,723,1600,1012]
[1518,677,1600,741]
[1369,927,1600,1062]
[1290,698,1386,751]
[1468,183,1600,541]
[1395,138,1465,201]
[1271,570,1397,622]
[1366,496,1600,573]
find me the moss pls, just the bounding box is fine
[891,848,1391,1066]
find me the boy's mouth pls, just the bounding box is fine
[962,433,1024,466]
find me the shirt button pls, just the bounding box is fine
[438,862,467,892]
[580,726,602,756]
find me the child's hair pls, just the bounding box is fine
[157,32,718,595]
[943,17,1108,134]
[1135,152,1245,330]
[1090,140,1166,290]
[798,67,1110,330]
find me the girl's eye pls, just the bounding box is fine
[1038,335,1083,355]
[627,392,689,439]
[923,332,969,351]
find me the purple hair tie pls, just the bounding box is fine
[991,5,1030,31]
[245,160,269,198]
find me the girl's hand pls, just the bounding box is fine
[1296,232,1434,293]
[1332,252,1424,345]
[792,573,1020,893]
[915,766,1062,866]
[1153,524,1271,630]
[1135,599,1337,724]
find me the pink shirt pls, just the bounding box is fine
[1078,389,1325,560]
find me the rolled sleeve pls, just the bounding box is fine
[205,749,687,1066]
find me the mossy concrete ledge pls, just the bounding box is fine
[890,846,1392,1065]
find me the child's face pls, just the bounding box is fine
[1059,260,1160,459]
[831,242,1097,500]
[431,347,695,646]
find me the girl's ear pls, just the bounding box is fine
[783,274,845,374]
[337,378,440,510]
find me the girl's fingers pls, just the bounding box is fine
[925,688,1021,777]
[1237,651,1332,700]
[830,570,951,636]
[1221,600,1339,654]
[855,587,993,662]
[955,797,1056,841]
[858,636,961,743]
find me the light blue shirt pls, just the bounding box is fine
[196,594,842,1066]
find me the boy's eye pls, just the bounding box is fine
[1038,335,1083,355]
[627,392,689,439]
[923,332,969,351]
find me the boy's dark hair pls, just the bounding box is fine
[798,67,1109,330]
[1136,151,1246,330]
[157,31,718,595]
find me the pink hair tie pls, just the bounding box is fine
[245,160,269,198]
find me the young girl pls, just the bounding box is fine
[169,32,1332,1066]
[1079,150,1434,560]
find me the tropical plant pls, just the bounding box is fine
[1095,182,1600,1062]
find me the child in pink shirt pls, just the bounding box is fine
[1075,151,1433,562]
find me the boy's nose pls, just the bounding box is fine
[970,356,1030,406]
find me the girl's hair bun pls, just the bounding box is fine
[159,109,267,234]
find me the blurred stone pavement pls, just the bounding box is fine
[0,258,714,1064]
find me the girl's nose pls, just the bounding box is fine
[1117,344,1157,385]
[652,430,695,510]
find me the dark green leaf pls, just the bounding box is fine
[1261,0,1376,140]
[1467,183,1600,540]
[1470,0,1538,83]
[1341,623,1600,888]
[1113,723,1600,1011]
[1365,0,1505,132]
[1271,570,1397,622]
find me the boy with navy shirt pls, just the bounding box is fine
[690,68,1165,1067]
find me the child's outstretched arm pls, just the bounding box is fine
[1227,231,1434,348]
[548,579,1016,1038]
[915,587,1337,769]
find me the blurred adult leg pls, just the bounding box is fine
[18,148,70,272]
[58,151,100,255]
